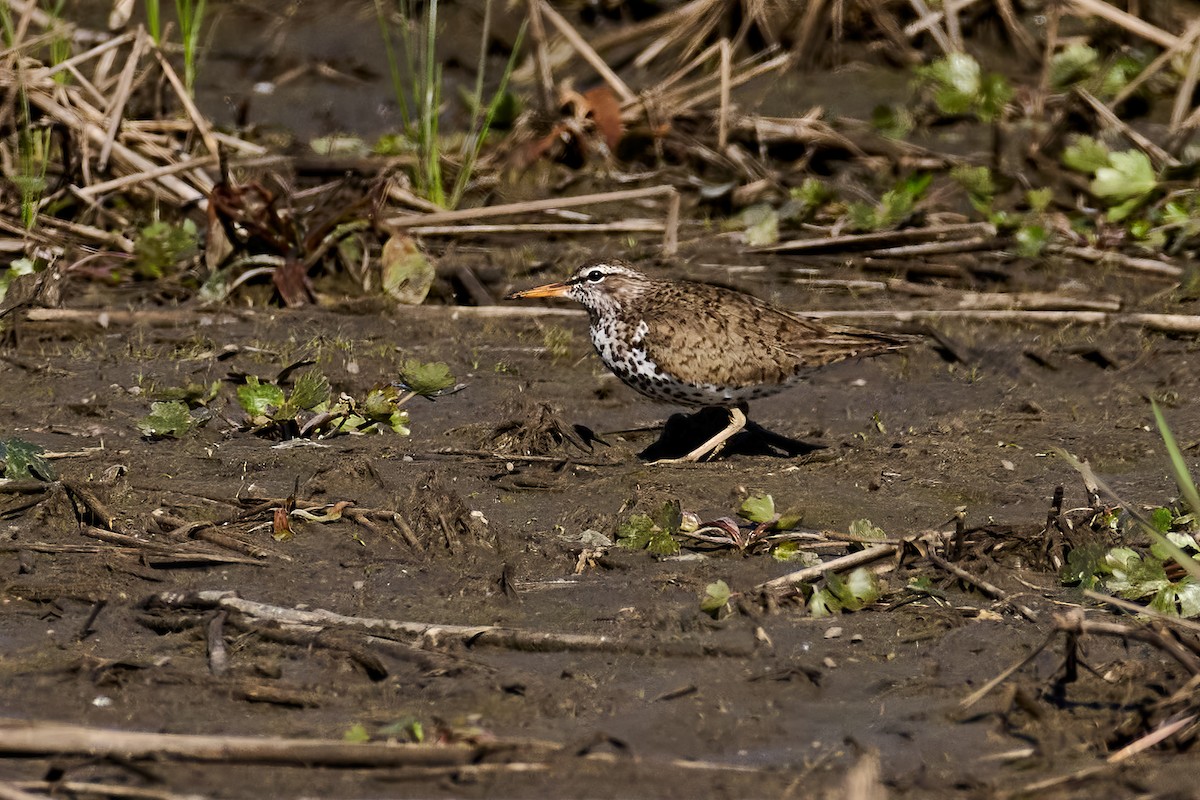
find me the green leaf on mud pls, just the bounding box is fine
[848,519,887,540]
[360,386,413,435]
[827,567,880,611]
[701,580,731,618]
[730,204,779,246]
[343,723,371,743]
[1150,506,1174,533]
[133,219,198,279]
[1050,43,1099,88]
[1061,541,1107,589]
[739,493,776,524]
[153,380,220,406]
[809,588,840,618]
[1062,136,1111,174]
[950,165,994,210]
[289,371,331,412]
[397,360,455,397]
[774,507,804,531]
[1091,150,1156,202]
[918,53,981,116]
[381,235,436,305]
[138,401,195,438]
[1015,224,1048,258]
[771,541,820,564]
[616,503,681,556]
[0,437,55,480]
[237,377,286,420]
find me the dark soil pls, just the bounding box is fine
[1,250,1198,797]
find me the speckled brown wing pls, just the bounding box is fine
[638,281,901,390]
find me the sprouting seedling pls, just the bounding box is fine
[237,371,331,437]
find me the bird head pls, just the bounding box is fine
[507,260,651,318]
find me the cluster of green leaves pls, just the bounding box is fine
[0,437,55,480]
[1062,402,1200,618]
[738,492,807,559]
[617,500,683,556]
[1048,43,1145,98]
[238,371,332,432]
[1062,136,1159,222]
[138,360,456,441]
[137,381,219,438]
[134,219,199,279]
[950,165,1053,256]
[914,53,1012,123]
[846,173,932,233]
[724,177,902,244]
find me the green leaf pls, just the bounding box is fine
[650,500,682,534]
[397,360,455,396]
[976,72,1013,123]
[1049,43,1098,88]
[1062,136,1111,174]
[870,104,914,139]
[343,723,371,743]
[1150,506,1174,533]
[137,401,195,438]
[743,206,779,246]
[1091,150,1156,201]
[809,588,840,618]
[237,377,286,419]
[920,53,981,116]
[826,567,880,611]
[289,371,331,411]
[1026,188,1053,214]
[950,165,994,208]
[381,235,436,305]
[0,437,55,480]
[700,580,731,618]
[617,513,655,549]
[133,219,198,279]
[739,493,776,524]
[1015,224,1048,258]
[616,506,680,556]
[1061,542,1108,589]
[771,541,821,564]
[773,506,804,531]
[848,518,887,540]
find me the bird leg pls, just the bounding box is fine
[654,405,748,464]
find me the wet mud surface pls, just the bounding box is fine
[2,254,1199,797]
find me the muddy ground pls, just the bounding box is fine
[1,244,1199,798]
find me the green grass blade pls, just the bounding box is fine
[1152,400,1200,518]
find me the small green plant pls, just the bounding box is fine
[617,500,683,556]
[701,580,732,619]
[374,0,524,207]
[948,166,1054,257]
[237,371,332,437]
[846,173,932,232]
[1059,404,1200,617]
[914,53,1012,123]
[133,219,199,278]
[0,437,55,480]
[137,401,197,438]
[1062,136,1159,221]
[175,0,208,94]
[808,567,882,617]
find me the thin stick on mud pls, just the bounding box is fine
[959,627,1058,710]
[0,718,499,767]
[1107,714,1198,763]
[756,544,898,592]
[924,550,1039,622]
[147,590,751,657]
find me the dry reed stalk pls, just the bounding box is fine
[537,1,636,103]
[385,186,680,254]
[1074,88,1178,168]
[524,0,556,114]
[1170,42,1200,132]
[904,0,954,52]
[97,27,148,171]
[1069,0,1180,49]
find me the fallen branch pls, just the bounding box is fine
[146,590,750,657]
[0,718,490,767]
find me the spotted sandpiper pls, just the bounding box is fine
[507,259,908,463]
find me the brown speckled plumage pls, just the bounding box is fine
[507,259,908,461]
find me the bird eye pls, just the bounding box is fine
[586,270,604,282]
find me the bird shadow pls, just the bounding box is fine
[638,407,826,462]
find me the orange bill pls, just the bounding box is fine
[506,281,570,300]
